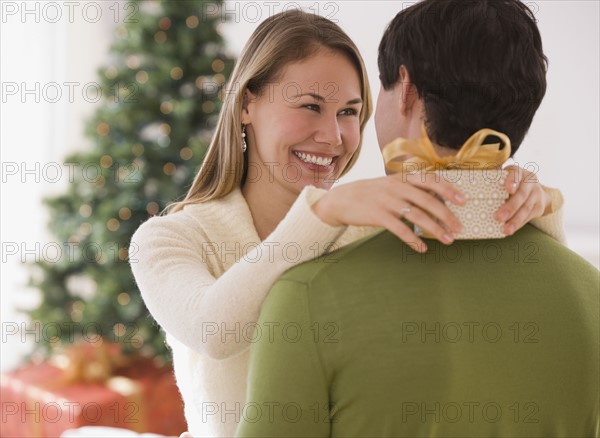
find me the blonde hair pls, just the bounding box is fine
[166,10,372,214]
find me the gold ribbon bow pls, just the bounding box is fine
[53,341,131,384]
[382,124,511,173]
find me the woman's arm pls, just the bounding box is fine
[317,165,567,247]
[129,186,347,361]
[528,186,565,243]
[129,174,488,361]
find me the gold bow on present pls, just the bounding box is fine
[52,341,131,384]
[382,124,511,173]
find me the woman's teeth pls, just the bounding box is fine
[293,151,333,166]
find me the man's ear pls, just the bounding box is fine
[398,65,419,116]
[241,89,257,125]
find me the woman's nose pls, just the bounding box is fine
[314,113,342,147]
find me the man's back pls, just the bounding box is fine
[237,225,599,437]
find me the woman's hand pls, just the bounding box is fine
[312,172,465,252]
[495,165,551,235]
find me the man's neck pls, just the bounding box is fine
[433,143,458,157]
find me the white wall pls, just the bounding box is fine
[1,0,598,371]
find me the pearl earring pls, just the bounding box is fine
[242,125,247,152]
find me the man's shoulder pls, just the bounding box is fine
[510,225,598,274]
[276,224,598,289]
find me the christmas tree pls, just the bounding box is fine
[26,0,234,364]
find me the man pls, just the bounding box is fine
[236,1,599,436]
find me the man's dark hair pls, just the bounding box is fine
[378,0,547,155]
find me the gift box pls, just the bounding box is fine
[414,168,509,239]
[382,125,511,240]
[0,345,187,437]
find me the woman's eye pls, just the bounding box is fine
[339,108,358,116]
[304,104,320,112]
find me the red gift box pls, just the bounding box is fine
[1,357,187,437]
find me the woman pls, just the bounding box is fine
[130,10,563,437]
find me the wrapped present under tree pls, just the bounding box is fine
[1,343,186,437]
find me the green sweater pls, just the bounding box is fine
[236,225,599,437]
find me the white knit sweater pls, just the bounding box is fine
[129,184,565,437]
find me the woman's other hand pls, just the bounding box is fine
[495,165,551,236]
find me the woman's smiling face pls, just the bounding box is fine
[241,48,363,194]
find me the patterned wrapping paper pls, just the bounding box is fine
[415,169,509,240]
